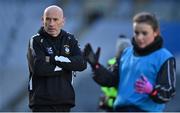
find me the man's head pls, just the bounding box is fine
[42,5,65,37]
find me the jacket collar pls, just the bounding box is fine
[38,27,63,41]
[132,36,163,56]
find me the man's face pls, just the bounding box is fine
[43,9,64,37]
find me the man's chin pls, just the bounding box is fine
[47,32,57,37]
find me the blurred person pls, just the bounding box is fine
[98,34,131,111]
[84,12,176,112]
[27,5,87,112]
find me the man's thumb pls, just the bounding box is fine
[96,47,101,60]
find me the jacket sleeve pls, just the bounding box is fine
[27,37,62,77]
[56,37,87,71]
[92,61,119,87]
[150,57,176,103]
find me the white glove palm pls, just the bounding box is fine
[54,66,62,71]
[55,56,71,63]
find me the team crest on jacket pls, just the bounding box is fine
[64,45,70,54]
[46,47,53,54]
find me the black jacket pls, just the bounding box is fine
[27,27,87,108]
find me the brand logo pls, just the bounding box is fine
[46,47,53,54]
[64,45,70,54]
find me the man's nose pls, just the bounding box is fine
[49,20,55,26]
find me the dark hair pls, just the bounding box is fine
[133,12,159,31]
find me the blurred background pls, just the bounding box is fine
[0,0,180,112]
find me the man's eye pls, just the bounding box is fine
[53,18,58,21]
[46,18,50,21]
[142,32,147,36]
[135,31,139,35]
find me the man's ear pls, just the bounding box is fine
[41,16,44,26]
[62,17,65,26]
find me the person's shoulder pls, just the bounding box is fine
[108,57,116,65]
[61,29,73,37]
[160,48,174,57]
[153,48,174,62]
[61,29,77,42]
[123,47,132,53]
[30,33,41,40]
[29,33,43,44]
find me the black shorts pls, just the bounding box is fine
[31,105,71,112]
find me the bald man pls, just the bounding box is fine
[27,5,87,112]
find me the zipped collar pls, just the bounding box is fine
[38,27,63,41]
[132,36,163,56]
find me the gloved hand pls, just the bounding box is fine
[135,75,153,94]
[54,66,62,71]
[83,43,101,68]
[55,56,71,63]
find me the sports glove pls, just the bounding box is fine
[55,56,71,63]
[83,43,100,68]
[135,75,153,94]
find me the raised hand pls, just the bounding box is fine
[84,43,101,68]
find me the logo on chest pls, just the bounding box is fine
[46,47,53,55]
[64,45,70,54]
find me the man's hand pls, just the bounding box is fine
[135,75,153,94]
[55,56,71,63]
[84,43,100,68]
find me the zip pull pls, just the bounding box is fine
[71,71,77,85]
[72,71,76,77]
